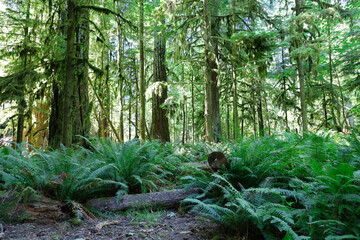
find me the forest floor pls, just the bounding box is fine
[4,210,230,240]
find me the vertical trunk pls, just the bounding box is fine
[62,0,76,147]
[117,8,124,141]
[17,1,31,143]
[327,18,340,131]
[173,116,176,142]
[252,87,257,137]
[281,43,289,131]
[134,59,139,138]
[232,0,238,139]
[204,0,221,142]
[73,7,90,146]
[257,63,266,137]
[150,12,170,142]
[139,0,146,140]
[181,65,186,144]
[295,0,308,132]
[241,108,244,136]
[226,104,230,139]
[323,93,328,129]
[128,92,132,140]
[49,77,62,148]
[191,70,195,143]
[182,98,186,145]
[103,63,110,137]
[16,100,26,143]
[256,85,264,137]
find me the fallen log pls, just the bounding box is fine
[87,188,200,212]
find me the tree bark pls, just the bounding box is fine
[139,0,146,140]
[73,7,90,146]
[117,4,124,142]
[87,188,200,212]
[62,0,76,147]
[191,69,195,143]
[150,12,170,143]
[16,1,31,143]
[204,0,221,142]
[232,0,238,140]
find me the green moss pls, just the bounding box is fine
[0,188,37,223]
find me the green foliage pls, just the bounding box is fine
[183,132,360,239]
[0,139,179,202]
[0,143,123,202]
[84,138,172,194]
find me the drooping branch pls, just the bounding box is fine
[77,5,137,30]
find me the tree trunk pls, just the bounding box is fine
[226,104,230,139]
[323,93,328,129]
[134,58,139,138]
[62,0,76,147]
[150,13,170,142]
[139,0,146,140]
[257,63,266,137]
[182,97,186,145]
[327,18,341,132]
[117,6,124,142]
[204,0,221,142]
[232,0,238,140]
[191,70,195,143]
[87,188,200,212]
[16,1,31,144]
[295,0,308,132]
[73,7,90,146]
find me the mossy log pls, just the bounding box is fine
[21,195,65,223]
[0,190,65,223]
[87,188,200,212]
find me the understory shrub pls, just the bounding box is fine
[183,132,360,239]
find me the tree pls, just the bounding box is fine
[150,4,170,142]
[203,0,221,142]
[139,0,146,140]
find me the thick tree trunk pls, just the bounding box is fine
[73,7,90,146]
[62,0,76,147]
[150,15,170,142]
[16,1,31,144]
[204,0,221,142]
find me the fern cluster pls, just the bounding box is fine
[0,139,180,202]
[183,132,360,239]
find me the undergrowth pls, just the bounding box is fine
[183,132,360,239]
[0,132,359,239]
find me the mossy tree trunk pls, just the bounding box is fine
[204,0,221,142]
[62,0,76,147]
[151,12,170,143]
[49,0,90,148]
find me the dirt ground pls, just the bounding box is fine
[4,210,230,240]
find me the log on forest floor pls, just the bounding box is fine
[86,188,200,212]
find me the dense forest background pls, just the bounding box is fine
[0,0,359,147]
